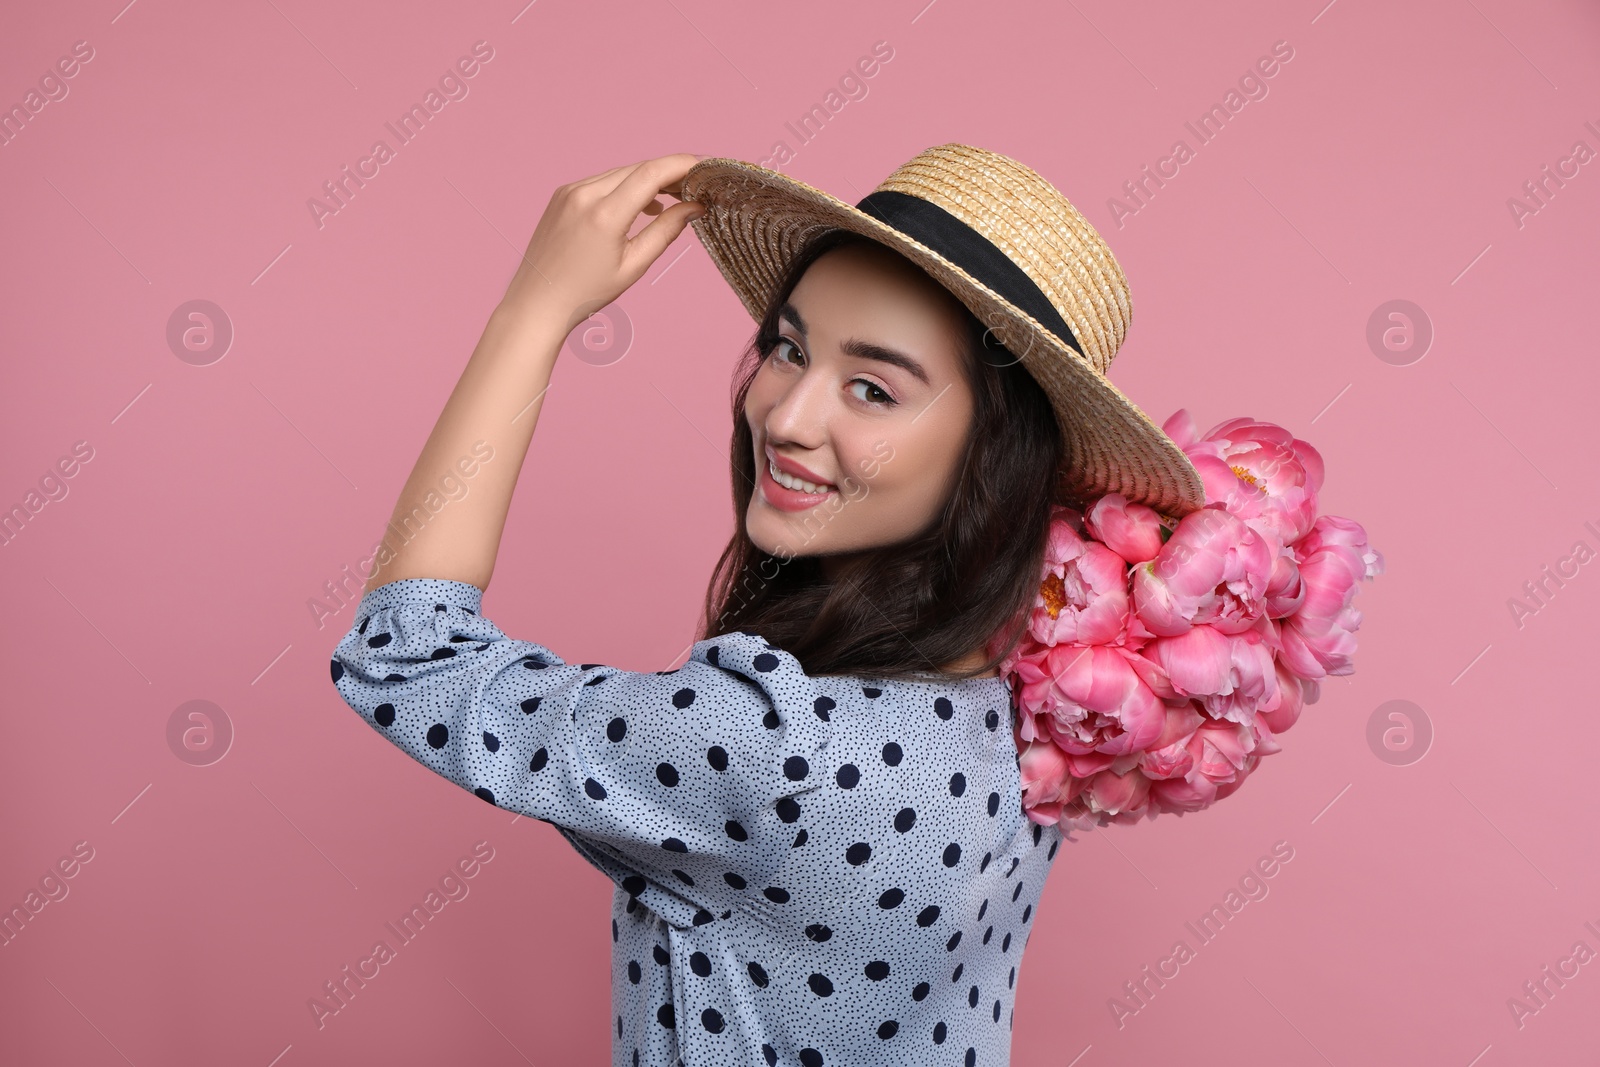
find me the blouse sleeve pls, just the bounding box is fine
[329,577,831,926]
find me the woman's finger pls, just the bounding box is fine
[623,199,705,276]
[606,154,699,216]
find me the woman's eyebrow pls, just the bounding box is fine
[839,338,930,385]
[779,302,932,386]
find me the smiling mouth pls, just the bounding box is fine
[767,455,836,495]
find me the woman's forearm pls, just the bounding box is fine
[362,298,570,596]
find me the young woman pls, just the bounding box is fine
[331,146,1205,1067]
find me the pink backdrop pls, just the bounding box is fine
[3,0,1598,1063]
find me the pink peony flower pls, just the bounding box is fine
[1138,623,1281,726]
[1131,505,1274,638]
[1164,410,1324,553]
[1084,493,1166,564]
[1027,507,1139,648]
[1277,515,1382,680]
[993,412,1379,829]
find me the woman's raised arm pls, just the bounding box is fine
[362,153,706,595]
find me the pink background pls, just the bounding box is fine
[3,0,1597,1063]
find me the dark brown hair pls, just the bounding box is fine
[697,229,1066,681]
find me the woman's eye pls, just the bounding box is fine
[848,379,895,406]
[771,337,803,365]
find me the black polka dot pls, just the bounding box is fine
[662,837,687,853]
[708,745,728,770]
[987,792,1000,816]
[993,999,1002,1022]
[949,771,966,796]
[690,951,712,976]
[656,1003,675,1028]
[878,887,904,909]
[606,716,627,742]
[520,696,541,713]
[762,709,781,729]
[946,930,962,951]
[865,960,890,980]
[1001,932,1012,951]
[331,660,345,682]
[372,702,395,727]
[912,981,930,1001]
[836,763,860,788]
[985,709,1000,729]
[1012,881,1024,901]
[1022,904,1033,924]
[762,1044,777,1065]
[968,985,980,1007]
[776,797,802,823]
[693,908,714,926]
[653,944,669,965]
[748,961,769,987]
[1048,838,1060,860]
[1008,966,1016,989]
[934,697,953,719]
[753,652,779,672]
[366,632,391,649]
[701,1007,725,1033]
[917,905,940,927]
[623,875,646,896]
[763,886,790,903]
[482,731,499,752]
[952,962,964,981]
[656,762,678,786]
[724,871,746,889]
[982,926,993,945]
[706,646,721,666]
[979,851,992,872]
[725,819,748,841]
[894,807,917,833]
[429,646,454,660]
[628,960,640,983]
[977,899,989,920]
[846,842,872,865]
[878,1019,899,1039]
[863,686,882,698]
[474,787,495,805]
[799,1050,823,1067]
[943,843,962,867]
[612,919,619,942]
[933,1021,947,1043]
[813,696,835,720]
[808,972,834,996]
[882,742,903,765]
[584,777,606,800]
[792,829,808,847]
[967,1046,978,1066]
[805,923,832,942]
[672,687,695,708]
[426,724,448,749]
[784,755,809,780]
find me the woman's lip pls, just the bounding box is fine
[757,456,837,512]
[764,443,834,488]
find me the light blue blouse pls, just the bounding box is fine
[330,577,1063,1067]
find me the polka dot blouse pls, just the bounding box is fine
[330,577,1063,1067]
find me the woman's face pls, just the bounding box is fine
[743,241,977,562]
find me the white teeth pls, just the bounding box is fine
[769,456,833,495]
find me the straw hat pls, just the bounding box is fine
[679,143,1207,518]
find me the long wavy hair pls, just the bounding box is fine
[697,228,1068,682]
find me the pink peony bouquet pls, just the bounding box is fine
[993,411,1384,831]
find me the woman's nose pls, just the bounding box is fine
[764,368,831,449]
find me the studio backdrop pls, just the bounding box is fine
[3,0,1598,1064]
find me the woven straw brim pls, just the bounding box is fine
[681,154,1207,518]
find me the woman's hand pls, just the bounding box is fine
[499,152,706,333]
